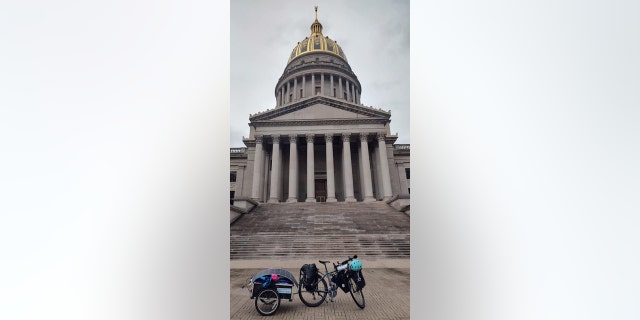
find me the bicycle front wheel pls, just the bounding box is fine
[348,277,365,309]
[298,274,328,307]
[255,289,280,316]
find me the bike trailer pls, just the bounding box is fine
[250,268,298,300]
[245,268,299,316]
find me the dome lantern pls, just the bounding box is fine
[287,6,347,63]
[310,6,323,35]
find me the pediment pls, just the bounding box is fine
[249,96,390,122]
[271,103,368,120]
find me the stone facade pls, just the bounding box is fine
[230,10,409,205]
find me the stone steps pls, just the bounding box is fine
[230,201,410,260]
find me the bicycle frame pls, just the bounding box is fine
[317,263,342,302]
[315,255,358,301]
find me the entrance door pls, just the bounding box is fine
[315,179,327,202]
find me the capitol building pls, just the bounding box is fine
[230,7,410,209]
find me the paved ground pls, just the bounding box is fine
[230,259,410,319]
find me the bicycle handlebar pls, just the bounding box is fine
[337,255,358,266]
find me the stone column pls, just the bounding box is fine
[345,79,351,102]
[342,133,356,202]
[325,134,337,202]
[263,150,270,200]
[268,136,281,203]
[311,73,315,95]
[321,73,324,96]
[302,76,306,98]
[377,132,393,200]
[359,133,375,202]
[351,83,356,103]
[287,81,291,103]
[330,74,334,97]
[306,134,315,202]
[287,135,298,202]
[251,136,264,201]
[338,77,343,99]
[293,77,298,101]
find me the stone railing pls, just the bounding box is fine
[394,144,410,155]
[230,147,247,154]
[386,194,410,215]
[230,197,260,225]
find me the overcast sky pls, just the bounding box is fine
[1,1,640,319]
[230,0,410,147]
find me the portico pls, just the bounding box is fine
[249,130,394,203]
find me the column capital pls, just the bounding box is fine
[272,136,280,144]
[255,135,263,143]
[376,132,386,141]
[324,133,334,142]
[359,133,369,142]
[342,133,351,142]
[289,135,297,144]
[306,134,314,143]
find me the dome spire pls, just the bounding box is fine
[310,6,323,35]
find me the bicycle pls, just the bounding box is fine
[298,255,365,309]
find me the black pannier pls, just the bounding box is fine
[334,270,350,292]
[350,270,366,290]
[300,263,318,290]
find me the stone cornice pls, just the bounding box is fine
[242,138,255,147]
[277,65,360,93]
[251,118,388,127]
[277,52,360,91]
[250,95,390,121]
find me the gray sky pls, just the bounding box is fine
[2,1,640,319]
[230,0,410,147]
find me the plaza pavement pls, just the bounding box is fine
[230,259,410,320]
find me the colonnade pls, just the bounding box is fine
[276,72,360,106]
[251,132,393,203]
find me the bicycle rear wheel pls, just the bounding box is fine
[348,277,365,309]
[298,274,328,307]
[255,289,280,316]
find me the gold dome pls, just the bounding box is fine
[287,6,347,63]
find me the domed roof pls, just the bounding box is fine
[287,7,347,63]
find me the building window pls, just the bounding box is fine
[343,92,347,99]
[333,88,336,97]
[230,191,235,205]
[289,94,293,102]
[315,86,321,95]
[405,168,410,180]
[300,89,303,98]
[230,171,237,182]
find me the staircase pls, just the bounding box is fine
[230,202,410,260]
